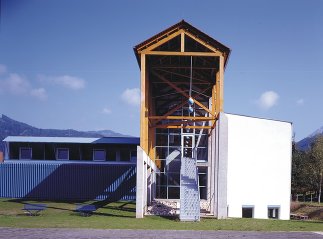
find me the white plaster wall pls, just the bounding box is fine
[225,113,292,220]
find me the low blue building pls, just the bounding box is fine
[0,136,139,201]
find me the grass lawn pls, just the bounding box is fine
[0,199,322,231]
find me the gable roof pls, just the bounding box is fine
[134,20,231,67]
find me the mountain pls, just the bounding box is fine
[0,114,127,152]
[296,126,323,151]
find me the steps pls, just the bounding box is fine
[180,156,200,221]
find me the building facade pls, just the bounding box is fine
[0,136,139,201]
[134,20,292,220]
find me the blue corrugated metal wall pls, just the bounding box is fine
[0,162,136,201]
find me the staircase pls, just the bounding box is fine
[180,156,200,221]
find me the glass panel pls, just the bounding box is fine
[131,151,137,161]
[242,208,253,218]
[156,147,167,159]
[20,148,32,159]
[155,160,166,172]
[156,186,167,199]
[197,147,208,161]
[107,149,116,161]
[200,187,207,200]
[168,159,181,172]
[168,187,180,199]
[156,173,167,186]
[169,134,181,146]
[156,134,168,146]
[57,149,69,160]
[198,172,207,187]
[93,150,106,161]
[168,173,180,186]
[120,149,130,161]
[167,147,181,162]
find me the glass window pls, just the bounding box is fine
[242,206,254,218]
[107,149,116,161]
[56,148,69,160]
[130,151,137,161]
[120,149,130,161]
[168,187,180,199]
[268,207,279,219]
[198,167,207,199]
[93,149,106,161]
[20,147,32,160]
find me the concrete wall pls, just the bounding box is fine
[225,113,292,220]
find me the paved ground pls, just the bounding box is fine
[0,228,322,239]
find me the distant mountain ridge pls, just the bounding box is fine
[0,114,128,152]
[296,126,323,151]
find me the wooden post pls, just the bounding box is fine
[140,54,149,153]
[216,56,224,116]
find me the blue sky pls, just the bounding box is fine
[0,0,322,141]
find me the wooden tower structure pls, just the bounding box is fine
[134,20,230,160]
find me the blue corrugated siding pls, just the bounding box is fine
[0,162,136,201]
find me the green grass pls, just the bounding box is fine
[0,199,322,231]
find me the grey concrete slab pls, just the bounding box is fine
[0,228,322,239]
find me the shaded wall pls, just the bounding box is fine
[0,162,136,201]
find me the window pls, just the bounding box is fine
[198,167,207,200]
[120,149,130,161]
[242,206,254,218]
[56,148,69,160]
[130,151,137,161]
[268,206,279,219]
[107,149,116,161]
[20,147,32,160]
[93,149,106,161]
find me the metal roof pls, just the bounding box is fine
[3,136,140,145]
[134,20,231,67]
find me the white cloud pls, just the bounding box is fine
[102,107,112,114]
[257,91,279,110]
[121,88,140,106]
[296,98,304,106]
[39,75,85,90]
[0,72,47,101]
[30,88,47,101]
[0,64,7,75]
[0,73,30,95]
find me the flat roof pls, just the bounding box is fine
[3,136,140,145]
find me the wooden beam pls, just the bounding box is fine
[152,66,217,70]
[181,32,185,52]
[184,31,223,54]
[149,116,215,120]
[140,54,148,152]
[151,70,214,116]
[215,56,224,116]
[145,51,223,57]
[155,68,210,84]
[155,125,212,129]
[141,29,183,53]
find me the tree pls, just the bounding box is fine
[310,135,323,203]
[291,143,313,196]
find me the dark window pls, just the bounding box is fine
[242,207,253,218]
[107,149,116,161]
[56,148,69,160]
[168,187,180,199]
[120,149,130,161]
[268,207,279,219]
[93,149,106,161]
[131,151,137,161]
[20,148,32,159]
[198,167,207,200]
